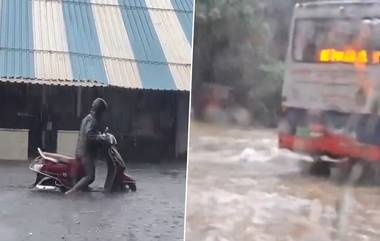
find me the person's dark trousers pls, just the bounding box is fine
[104,155,117,193]
[70,155,96,192]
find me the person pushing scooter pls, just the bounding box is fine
[65,98,110,195]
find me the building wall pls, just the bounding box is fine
[0,82,189,162]
[0,129,28,161]
[0,0,192,161]
[176,92,190,158]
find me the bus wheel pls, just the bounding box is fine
[355,161,380,185]
[309,157,331,177]
[330,159,356,184]
[371,162,380,185]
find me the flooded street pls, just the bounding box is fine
[0,161,186,241]
[186,122,380,241]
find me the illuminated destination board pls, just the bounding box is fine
[319,49,380,64]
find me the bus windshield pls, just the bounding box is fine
[293,18,380,64]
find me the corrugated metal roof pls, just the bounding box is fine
[0,76,103,87]
[0,0,193,91]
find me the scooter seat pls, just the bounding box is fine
[37,148,74,163]
[45,153,74,163]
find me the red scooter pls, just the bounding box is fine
[29,129,136,193]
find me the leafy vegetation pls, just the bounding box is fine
[192,0,310,126]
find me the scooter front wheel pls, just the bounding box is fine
[29,173,44,189]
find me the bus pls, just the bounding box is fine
[279,1,380,171]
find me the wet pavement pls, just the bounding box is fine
[0,160,186,241]
[185,122,380,241]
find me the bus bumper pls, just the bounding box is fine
[279,133,380,162]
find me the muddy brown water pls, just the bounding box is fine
[186,122,380,241]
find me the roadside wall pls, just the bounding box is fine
[0,82,189,162]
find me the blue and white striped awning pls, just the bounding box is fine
[0,0,193,91]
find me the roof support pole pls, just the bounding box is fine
[41,86,47,149]
[76,87,82,118]
[42,86,47,106]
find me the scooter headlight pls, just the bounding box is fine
[33,163,43,172]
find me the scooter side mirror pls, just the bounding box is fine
[105,126,109,133]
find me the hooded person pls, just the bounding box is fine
[65,98,108,195]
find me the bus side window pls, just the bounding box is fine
[294,20,316,62]
[293,22,306,61]
[303,42,317,62]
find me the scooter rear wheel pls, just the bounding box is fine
[128,183,137,192]
[59,186,68,193]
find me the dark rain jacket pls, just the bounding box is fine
[75,112,106,158]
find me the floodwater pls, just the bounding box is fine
[0,161,186,241]
[185,122,380,241]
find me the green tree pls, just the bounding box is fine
[193,0,289,125]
